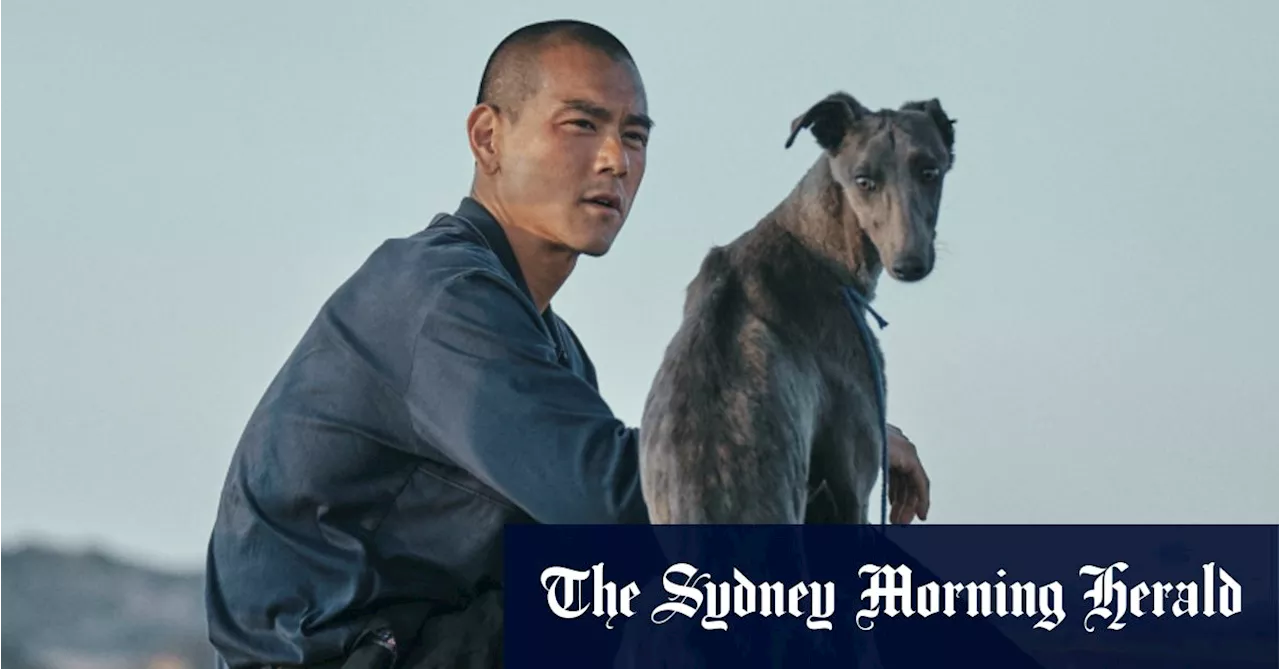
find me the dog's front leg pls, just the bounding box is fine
[802,478,838,524]
[806,428,869,525]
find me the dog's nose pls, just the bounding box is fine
[892,256,929,281]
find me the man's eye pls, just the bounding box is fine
[624,132,648,146]
[568,119,596,130]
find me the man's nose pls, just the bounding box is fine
[597,134,629,177]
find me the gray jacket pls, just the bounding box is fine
[204,197,648,667]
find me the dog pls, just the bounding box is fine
[638,91,956,526]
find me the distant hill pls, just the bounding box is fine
[1,544,213,669]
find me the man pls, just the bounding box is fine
[205,19,932,669]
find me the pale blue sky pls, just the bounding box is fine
[4,1,1277,570]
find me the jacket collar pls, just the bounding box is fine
[453,196,535,306]
[449,196,570,363]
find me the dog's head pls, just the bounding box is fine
[785,92,956,283]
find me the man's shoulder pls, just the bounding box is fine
[343,212,519,305]
[304,210,534,360]
[379,213,508,282]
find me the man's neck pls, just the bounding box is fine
[470,190,577,314]
[502,222,578,314]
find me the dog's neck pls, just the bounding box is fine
[772,156,882,301]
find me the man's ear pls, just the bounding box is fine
[467,103,502,174]
[785,92,868,152]
[900,98,956,162]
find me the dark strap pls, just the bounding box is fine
[840,285,891,527]
[338,640,397,669]
[238,600,438,669]
[260,659,346,669]
[342,600,440,669]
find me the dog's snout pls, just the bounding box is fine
[892,256,930,282]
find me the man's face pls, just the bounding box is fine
[490,43,651,257]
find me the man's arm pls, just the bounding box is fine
[405,267,648,525]
[886,423,931,524]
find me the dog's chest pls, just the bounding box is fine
[808,300,884,397]
[809,303,887,483]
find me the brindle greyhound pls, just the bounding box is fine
[638,91,956,526]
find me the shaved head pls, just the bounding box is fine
[476,20,639,121]
[465,19,650,279]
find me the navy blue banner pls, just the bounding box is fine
[503,524,1278,668]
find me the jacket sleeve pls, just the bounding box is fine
[405,267,649,525]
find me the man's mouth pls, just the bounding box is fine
[582,193,621,211]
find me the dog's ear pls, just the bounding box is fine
[785,92,868,152]
[900,98,956,161]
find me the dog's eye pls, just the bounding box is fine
[854,176,877,191]
[919,167,940,182]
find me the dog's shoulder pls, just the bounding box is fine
[695,244,734,281]
[676,244,751,327]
